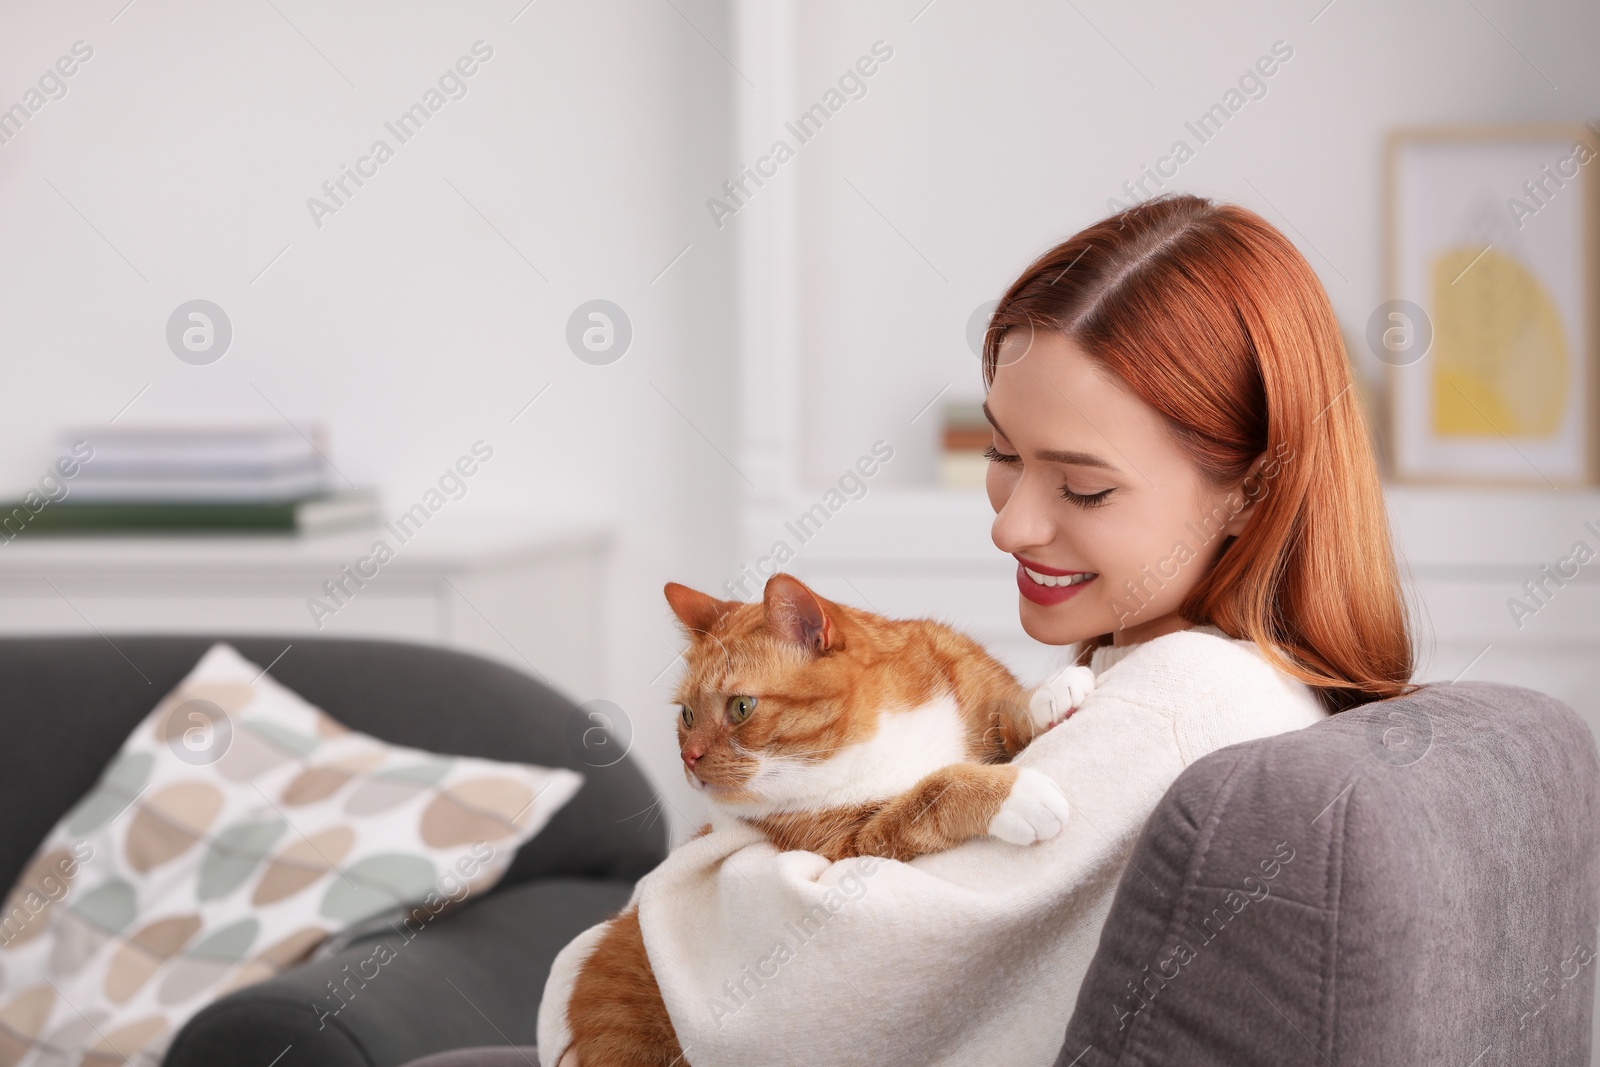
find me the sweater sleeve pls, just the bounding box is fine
[621,677,1194,1067]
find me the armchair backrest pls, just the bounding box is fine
[1061,680,1600,1065]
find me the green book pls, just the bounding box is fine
[1,491,380,535]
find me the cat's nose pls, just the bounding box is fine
[682,745,704,768]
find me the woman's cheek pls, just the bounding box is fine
[1086,527,1158,612]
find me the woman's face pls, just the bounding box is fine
[985,329,1258,647]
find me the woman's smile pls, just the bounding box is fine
[1015,555,1099,605]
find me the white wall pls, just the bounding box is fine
[782,0,1600,487]
[0,0,741,836]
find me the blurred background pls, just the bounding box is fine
[1,0,1596,888]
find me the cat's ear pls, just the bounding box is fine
[664,582,738,635]
[762,573,835,653]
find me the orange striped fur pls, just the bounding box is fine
[563,574,1051,1067]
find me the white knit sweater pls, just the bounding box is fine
[536,624,1328,1066]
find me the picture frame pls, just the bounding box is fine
[1384,124,1600,487]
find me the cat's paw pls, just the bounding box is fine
[1028,665,1096,733]
[988,768,1071,845]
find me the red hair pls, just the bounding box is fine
[983,194,1415,713]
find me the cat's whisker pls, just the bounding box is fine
[616,796,668,827]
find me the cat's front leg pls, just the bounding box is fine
[1027,665,1096,735]
[986,767,1072,845]
[853,764,1070,861]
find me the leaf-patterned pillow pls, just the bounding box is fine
[0,642,582,1066]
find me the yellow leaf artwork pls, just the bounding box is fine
[1430,244,1568,438]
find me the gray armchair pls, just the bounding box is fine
[1060,679,1600,1065]
[0,635,667,1067]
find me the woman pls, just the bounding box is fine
[534,193,1416,1065]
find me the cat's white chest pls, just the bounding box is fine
[734,694,970,814]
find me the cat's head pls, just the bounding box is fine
[664,574,928,812]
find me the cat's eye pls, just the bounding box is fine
[679,705,693,729]
[726,695,757,723]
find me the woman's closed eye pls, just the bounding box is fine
[1058,485,1113,508]
[984,445,1114,508]
[982,443,1019,465]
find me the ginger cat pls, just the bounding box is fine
[559,574,1092,1067]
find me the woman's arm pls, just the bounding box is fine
[630,682,1190,1067]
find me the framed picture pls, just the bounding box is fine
[1384,125,1600,486]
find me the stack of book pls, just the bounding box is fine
[18,425,379,535]
[940,400,992,489]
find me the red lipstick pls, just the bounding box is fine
[1014,555,1098,606]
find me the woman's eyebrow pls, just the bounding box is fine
[1036,448,1120,472]
[981,401,1122,472]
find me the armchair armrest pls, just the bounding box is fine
[164,877,631,1067]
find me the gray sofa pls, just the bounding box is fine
[0,635,667,1067]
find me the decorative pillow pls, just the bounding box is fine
[0,642,582,1067]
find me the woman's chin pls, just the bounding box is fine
[1018,597,1104,647]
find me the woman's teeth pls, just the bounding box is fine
[1023,567,1097,588]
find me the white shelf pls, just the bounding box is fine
[1383,485,1600,571]
[0,514,611,575]
[0,514,614,702]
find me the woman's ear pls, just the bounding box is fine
[1221,450,1272,537]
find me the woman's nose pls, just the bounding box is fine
[991,476,1056,555]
